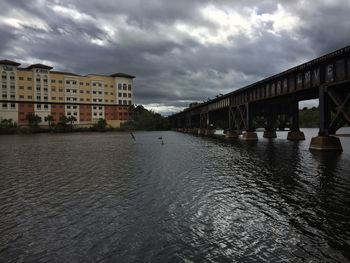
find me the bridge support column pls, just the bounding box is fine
[263,130,277,138]
[263,113,277,138]
[287,101,305,141]
[224,130,239,139]
[310,85,343,151]
[242,103,258,141]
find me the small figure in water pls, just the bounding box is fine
[161,140,164,145]
[130,132,136,140]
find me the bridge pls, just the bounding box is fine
[168,45,350,151]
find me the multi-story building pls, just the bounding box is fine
[0,60,135,127]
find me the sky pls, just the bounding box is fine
[0,0,349,115]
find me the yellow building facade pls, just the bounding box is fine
[0,60,135,127]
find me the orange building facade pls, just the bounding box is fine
[0,60,135,127]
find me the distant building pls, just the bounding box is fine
[189,102,199,108]
[0,60,135,127]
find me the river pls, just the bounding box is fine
[0,128,350,262]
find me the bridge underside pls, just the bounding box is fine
[171,82,350,151]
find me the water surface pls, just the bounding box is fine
[0,129,350,262]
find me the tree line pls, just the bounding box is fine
[0,105,170,134]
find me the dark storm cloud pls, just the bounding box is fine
[0,0,349,115]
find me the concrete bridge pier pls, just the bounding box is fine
[310,85,344,151]
[287,102,305,141]
[263,130,277,138]
[242,103,258,141]
[263,114,277,138]
[224,129,239,139]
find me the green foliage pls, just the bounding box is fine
[121,105,170,131]
[0,119,18,134]
[44,115,54,131]
[299,107,319,128]
[26,113,42,131]
[92,118,107,131]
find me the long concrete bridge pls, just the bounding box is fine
[169,45,350,151]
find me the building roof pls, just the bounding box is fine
[110,72,136,79]
[51,71,81,76]
[26,63,53,70]
[0,59,21,66]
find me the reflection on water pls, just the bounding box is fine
[0,129,350,262]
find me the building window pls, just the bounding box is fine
[20,95,24,98]
[98,91,102,95]
[123,84,127,90]
[128,84,131,91]
[118,100,122,104]
[93,83,96,86]
[52,88,56,91]
[128,101,132,105]
[28,95,32,99]
[67,89,70,92]
[19,77,24,80]
[123,93,127,97]
[1,72,6,79]
[99,106,102,110]
[2,94,7,99]
[86,90,90,94]
[59,97,63,100]
[87,98,90,101]
[118,83,122,90]
[37,104,41,109]
[93,91,96,94]
[27,86,32,90]
[19,86,24,89]
[105,84,108,87]
[80,90,84,93]
[51,79,56,83]
[27,77,32,81]
[105,99,109,102]
[123,100,127,105]
[118,93,122,97]
[66,80,70,84]
[73,112,77,116]
[2,103,7,108]
[59,88,63,92]
[36,96,41,100]
[86,83,89,86]
[80,98,84,101]
[80,82,83,85]
[105,92,108,95]
[36,78,40,82]
[10,94,15,99]
[73,106,77,109]
[73,98,77,101]
[67,98,71,101]
[58,80,63,84]
[110,85,113,88]
[72,81,77,85]
[67,112,71,115]
[52,97,56,100]
[98,83,102,87]
[128,93,131,98]
[93,106,96,109]
[44,104,48,109]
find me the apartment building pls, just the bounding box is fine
[0,60,135,127]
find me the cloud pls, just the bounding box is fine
[0,0,349,115]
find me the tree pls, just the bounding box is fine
[44,115,54,131]
[67,115,77,130]
[26,113,41,129]
[93,118,107,131]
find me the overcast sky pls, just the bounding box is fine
[1,0,349,115]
